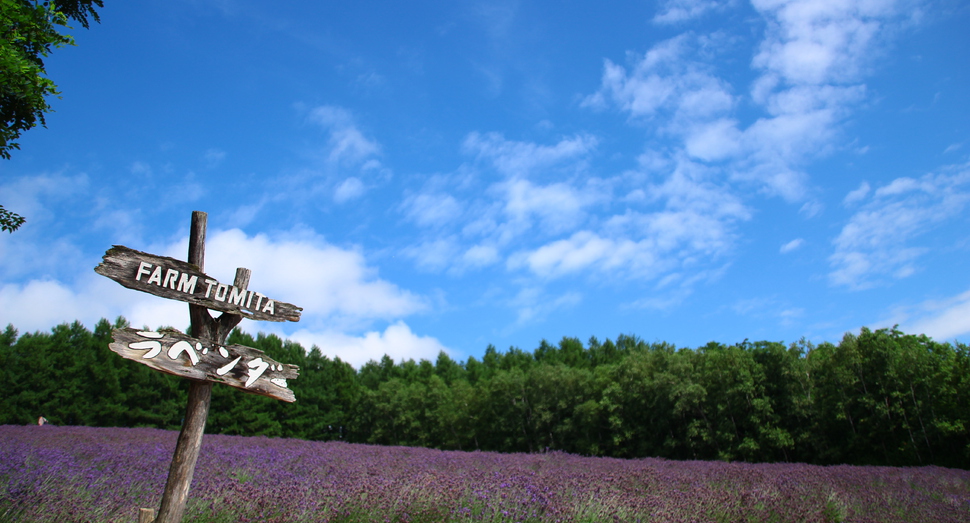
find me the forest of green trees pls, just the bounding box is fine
[2,318,968,469]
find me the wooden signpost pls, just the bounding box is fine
[95,211,303,523]
[108,328,299,402]
[95,245,302,322]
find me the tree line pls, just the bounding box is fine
[2,318,968,469]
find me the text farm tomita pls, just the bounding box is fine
[95,245,302,322]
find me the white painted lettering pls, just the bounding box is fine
[245,357,270,387]
[215,283,229,302]
[168,340,200,365]
[129,340,162,359]
[254,293,265,311]
[204,279,218,298]
[146,266,163,286]
[246,290,254,308]
[177,273,198,294]
[216,356,241,376]
[228,286,247,306]
[163,269,180,290]
[136,262,153,281]
[261,300,275,315]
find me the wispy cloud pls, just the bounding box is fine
[829,162,970,289]
[462,132,598,178]
[309,105,382,166]
[904,288,970,340]
[509,286,582,326]
[498,178,601,235]
[751,0,899,86]
[654,0,733,25]
[587,1,911,204]
[203,148,226,168]
[402,237,461,272]
[843,181,871,206]
[780,238,804,253]
[400,192,464,228]
[508,155,749,281]
[333,177,366,203]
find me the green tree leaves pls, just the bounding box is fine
[1,0,103,232]
[2,320,968,468]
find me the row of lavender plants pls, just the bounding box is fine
[2,425,969,522]
[3,319,969,468]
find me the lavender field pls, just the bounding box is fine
[1,425,968,523]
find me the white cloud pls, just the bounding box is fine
[654,0,731,24]
[203,148,226,168]
[5,226,429,330]
[400,192,463,228]
[0,275,188,335]
[500,178,599,234]
[944,142,963,154]
[780,238,804,253]
[462,244,500,268]
[739,0,907,197]
[309,105,354,128]
[799,199,823,217]
[584,36,735,126]
[843,181,870,206]
[309,105,382,166]
[584,34,816,200]
[1,226,446,368]
[587,1,909,205]
[0,233,87,282]
[130,161,152,177]
[750,0,898,86]
[511,168,749,280]
[0,279,109,334]
[288,321,452,369]
[402,237,460,272]
[462,132,597,177]
[684,118,742,162]
[874,176,922,197]
[395,134,606,276]
[156,228,427,329]
[509,231,621,278]
[334,177,366,203]
[509,287,582,326]
[829,163,970,288]
[0,174,95,279]
[402,237,502,275]
[904,288,970,340]
[507,157,749,281]
[0,173,88,228]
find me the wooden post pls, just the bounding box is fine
[154,211,251,523]
[138,508,155,523]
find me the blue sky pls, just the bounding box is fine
[2,0,969,368]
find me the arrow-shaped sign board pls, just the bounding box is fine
[109,327,299,402]
[95,245,302,322]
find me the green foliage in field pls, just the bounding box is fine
[2,320,969,468]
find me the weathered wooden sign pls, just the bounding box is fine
[94,211,306,523]
[109,328,299,402]
[95,245,302,322]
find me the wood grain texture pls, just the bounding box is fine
[94,245,302,322]
[138,508,155,523]
[109,327,299,402]
[155,211,211,523]
[155,380,212,523]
